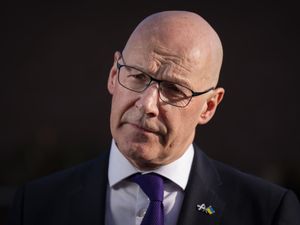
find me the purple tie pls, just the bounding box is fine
[131,173,164,225]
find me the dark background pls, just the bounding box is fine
[1,1,300,223]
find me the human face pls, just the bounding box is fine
[107,50,221,170]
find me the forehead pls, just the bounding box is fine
[123,47,206,89]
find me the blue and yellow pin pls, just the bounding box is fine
[197,204,216,215]
[206,206,215,215]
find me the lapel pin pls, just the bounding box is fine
[197,203,215,215]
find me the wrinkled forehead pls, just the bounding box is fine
[122,38,210,90]
[122,11,223,88]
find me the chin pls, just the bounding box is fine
[127,143,159,164]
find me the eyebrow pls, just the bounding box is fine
[123,61,193,90]
[119,53,194,90]
[167,75,192,89]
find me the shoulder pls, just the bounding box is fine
[212,159,300,223]
[28,159,93,187]
[194,147,300,224]
[193,145,288,197]
[213,158,286,194]
[7,152,110,224]
[21,151,109,200]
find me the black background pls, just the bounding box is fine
[1,1,300,223]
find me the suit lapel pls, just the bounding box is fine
[177,145,225,225]
[69,152,109,225]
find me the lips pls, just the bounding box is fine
[120,119,167,136]
[128,122,160,134]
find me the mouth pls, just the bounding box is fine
[127,123,161,136]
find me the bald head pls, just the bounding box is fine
[123,11,223,87]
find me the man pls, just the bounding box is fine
[7,10,300,225]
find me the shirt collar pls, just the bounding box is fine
[108,139,194,190]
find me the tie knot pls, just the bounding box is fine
[131,173,164,201]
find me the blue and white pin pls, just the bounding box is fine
[197,203,216,215]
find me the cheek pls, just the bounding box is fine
[161,110,184,139]
[166,107,201,138]
[110,87,141,131]
[110,89,131,125]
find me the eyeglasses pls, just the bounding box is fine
[116,55,215,107]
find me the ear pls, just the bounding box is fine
[198,87,225,125]
[107,51,121,95]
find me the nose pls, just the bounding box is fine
[135,83,160,117]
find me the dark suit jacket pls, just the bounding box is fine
[7,145,300,225]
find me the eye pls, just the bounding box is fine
[164,83,180,92]
[161,82,189,98]
[128,73,149,82]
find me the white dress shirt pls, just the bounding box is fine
[105,139,194,225]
